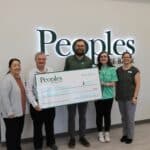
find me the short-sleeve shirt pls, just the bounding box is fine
[116,66,139,101]
[64,55,92,71]
[100,66,118,100]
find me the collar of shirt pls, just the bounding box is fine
[35,67,48,74]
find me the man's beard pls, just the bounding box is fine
[74,49,85,56]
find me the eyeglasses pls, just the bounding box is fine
[122,57,131,59]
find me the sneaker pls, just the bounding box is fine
[49,144,58,150]
[120,136,127,142]
[105,132,110,142]
[98,132,105,143]
[79,137,90,147]
[68,138,76,148]
[125,138,133,144]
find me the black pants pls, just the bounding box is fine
[30,105,55,149]
[95,99,113,132]
[4,116,24,150]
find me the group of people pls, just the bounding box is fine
[0,39,140,150]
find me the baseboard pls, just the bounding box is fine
[1,119,150,144]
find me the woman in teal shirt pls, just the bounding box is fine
[95,52,118,143]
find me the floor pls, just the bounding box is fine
[0,122,150,150]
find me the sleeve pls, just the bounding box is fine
[111,67,118,82]
[133,67,140,76]
[0,77,14,116]
[26,70,38,108]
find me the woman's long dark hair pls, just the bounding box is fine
[7,58,21,74]
[97,51,113,70]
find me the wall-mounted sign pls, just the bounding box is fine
[36,28,135,64]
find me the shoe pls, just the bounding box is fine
[98,132,105,143]
[120,136,127,142]
[79,137,90,147]
[105,132,110,142]
[49,144,58,150]
[125,138,133,144]
[68,138,76,148]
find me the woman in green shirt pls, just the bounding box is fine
[95,52,118,143]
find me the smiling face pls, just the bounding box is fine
[99,52,109,65]
[122,53,132,65]
[74,41,86,56]
[9,60,21,76]
[35,53,46,70]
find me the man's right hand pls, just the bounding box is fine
[8,114,15,118]
[34,104,42,111]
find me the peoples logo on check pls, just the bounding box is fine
[40,75,63,84]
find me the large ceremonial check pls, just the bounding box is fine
[35,68,102,109]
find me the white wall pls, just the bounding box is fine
[0,0,150,141]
